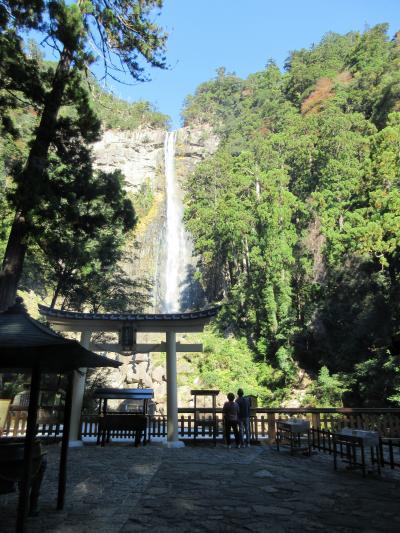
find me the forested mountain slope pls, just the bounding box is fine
[182,25,400,407]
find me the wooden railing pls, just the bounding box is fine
[1,406,64,437]
[80,407,400,441]
[3,407,400,441]
[3,406,399,471]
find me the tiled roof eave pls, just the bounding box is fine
[39,305,220,322]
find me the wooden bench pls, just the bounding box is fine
[97,414,148,447]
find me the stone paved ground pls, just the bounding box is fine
[1,442,399,532]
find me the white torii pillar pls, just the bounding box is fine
[165,331,184,448]
[68,330,91,447]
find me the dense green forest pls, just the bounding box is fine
[182,25,400,407]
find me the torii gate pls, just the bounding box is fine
[39,305,219,448]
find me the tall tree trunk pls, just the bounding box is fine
[50,279,62,309]
[0,211,28,311]
[0,49,72,311]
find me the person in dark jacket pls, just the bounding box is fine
[236,388,251,447]
[222,392,240,448]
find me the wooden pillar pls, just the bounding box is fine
[267,412,276,444]
[165,331,184,448]
[68,331,91,447]
[57,371,74,510]
[17,364,41,533]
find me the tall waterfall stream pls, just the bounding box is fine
[163,131,195,313]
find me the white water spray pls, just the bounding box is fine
[164,131,189,312]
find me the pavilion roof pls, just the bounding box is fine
[0,302,121,371]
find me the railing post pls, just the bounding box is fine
[312,412,321,430]
[267,412,276,444]
[4,409,11,436]
[13,412,20,436]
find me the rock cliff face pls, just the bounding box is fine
[93,128,165,191]
[93,124,218,193]
[93,125,219,312]
[91,124,219,411]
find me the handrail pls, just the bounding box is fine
[176,407,400,414]
[249,407,400,414]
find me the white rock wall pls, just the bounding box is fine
[93,128,165,191]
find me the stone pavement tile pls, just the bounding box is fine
[246,521,286,533]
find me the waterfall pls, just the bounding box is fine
[164,131,187,312]
[162,131,207,313]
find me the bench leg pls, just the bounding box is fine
[134,429,142,447]
[333,439,338,470]
[361,444,366,478]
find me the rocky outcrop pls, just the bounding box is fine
[92,125,219,192]
[93,125,219,192]
[93,128,167,311]
[93,128,165,191]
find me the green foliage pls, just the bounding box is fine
[304,367,349,407]
[347,24,395,120]
[182,24,400,406]
[182,67,243,132]
[30,160,137,308]
[193,327,283,405]
[64,263,152,313]
[89,80,169,130]
[130,178,154,219]
[0,373,29,399]
[348,349,400,407]
[284,31,356,106]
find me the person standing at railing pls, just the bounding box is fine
[222,393,240,448]
[236,389,251,447]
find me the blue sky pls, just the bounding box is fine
[101,0,400,129]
